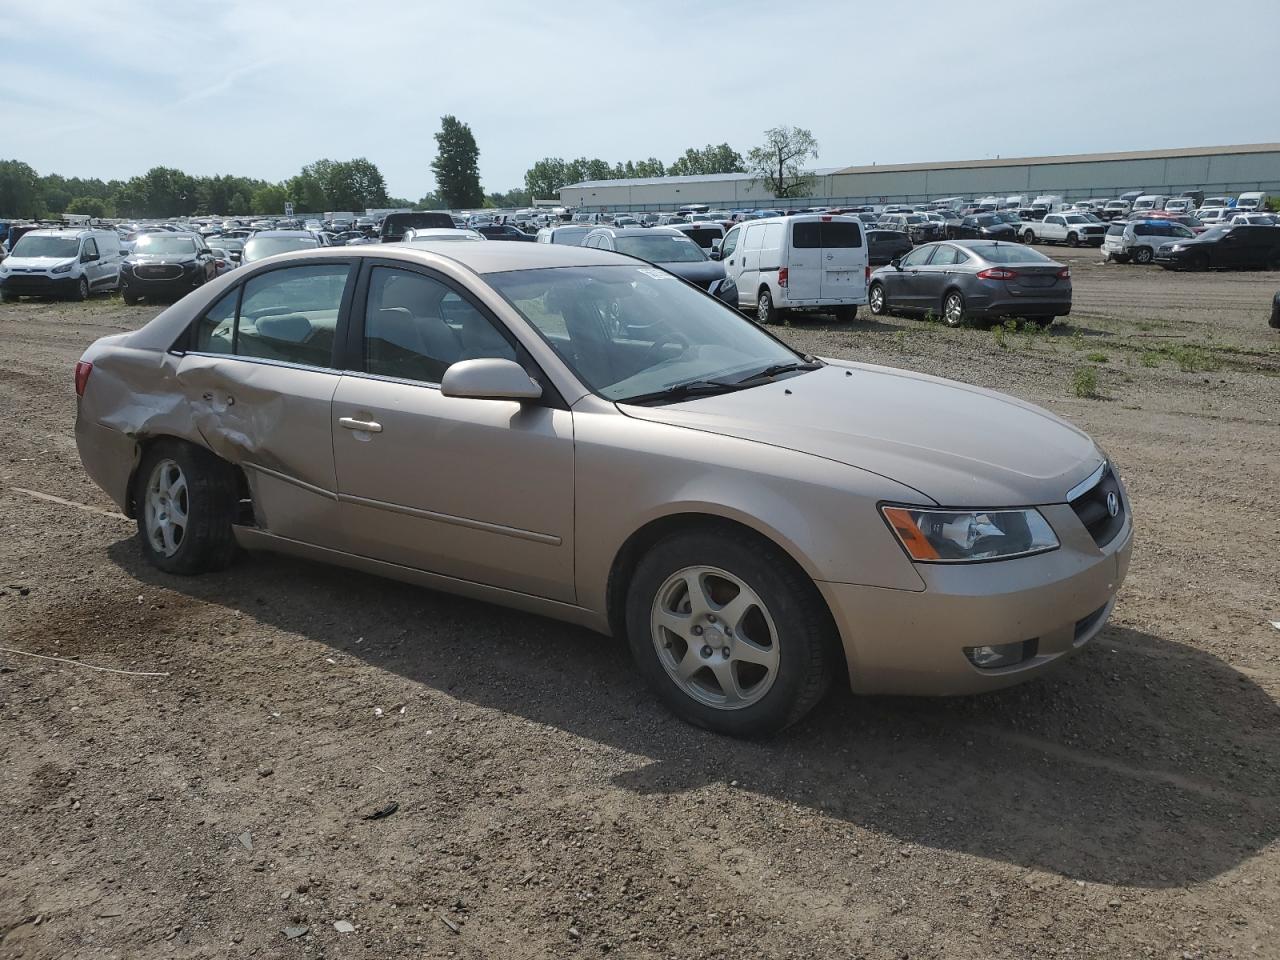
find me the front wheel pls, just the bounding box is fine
[942,290,967,327]
[0,289,15,303]
[868,282,888,316]
[626,529,835,737]
[73,277,89,301]
[1133,246,1154,265]
[756,288,778,325]
[122,290,139,306]
[134,440,241,575]
[1067,232,1080,247]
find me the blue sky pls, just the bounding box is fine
[2,0,1277,199]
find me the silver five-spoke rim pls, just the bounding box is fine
[870,286,884,312]
[945,294,963,324]
[650,565,779,711]
[757,294,769,323]
[144,459,188,558]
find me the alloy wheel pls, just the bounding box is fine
[144,458,189,557]
[869,284,885,314]
[944,292,965,326]
[650,565,780,711]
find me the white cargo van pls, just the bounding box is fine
[0,228,122,301]
[1130,195,1170,215]
[1236,191,1269,211]
[717,214,869,324]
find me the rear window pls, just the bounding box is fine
[792,221,862,249]
[971,244,1052,264]
[1106,224,1125,236]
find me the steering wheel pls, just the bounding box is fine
[637,322,693,364]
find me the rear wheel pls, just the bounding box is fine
[1133,246,1154,264]
[868,282,887,316]
[1031,316,1056,329]
[942,290,967,327]
[626,528,835,737]
[1022,230,1036,244]
[134,440,240,576]
[756,288,778,325]
[833,305,857,323]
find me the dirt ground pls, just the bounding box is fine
[2,248,1278,960]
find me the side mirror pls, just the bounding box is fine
[709,248,722,261]
[441,358,542,402]
[81,251,99,263]
[890,258,902,270]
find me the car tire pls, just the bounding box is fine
[833,305,857,323]
[1022,230,1036,244]
[1113,254,1131,264]
[756,288,778,325]
[942,290,967,327]
[625,527,835,737]
[1067,232,1080,247]
[1031,316,1055,329]
[1133,246,1154,265]
[0,289,15,303]
[73,277,89,301]
[868,282,888,316]
[133,440,240,576]
[123,291,139,306]
[1190,253,1210,272]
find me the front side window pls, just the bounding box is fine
[364,267,514,384]
[900,246,933,267]
[193,263,352,366]
[82,238,99,259]
[720,227,740,258]
[488,265,800,403]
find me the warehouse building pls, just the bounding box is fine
[559,143,1280,211]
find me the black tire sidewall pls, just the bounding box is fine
[625,530,833,737]
[134,440,239,576]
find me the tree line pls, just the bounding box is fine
[0,120,819,220]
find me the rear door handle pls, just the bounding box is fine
[339,416,382,433]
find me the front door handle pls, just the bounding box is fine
[339,416,382,433]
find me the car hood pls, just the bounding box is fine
[653,259,726,285]
[619,361,1101,506]
[128,253,197,264]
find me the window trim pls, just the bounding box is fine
[345,258,567,410]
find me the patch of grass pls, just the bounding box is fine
[1164,343,1221,372]
[1070,330,1086,352]
[1137,321,1154,332]
[992,326,1009,350]
[1140,351,1161,368]
[923,309,936,325]
[1085,351,1110,363]
[1072,367,1099,398]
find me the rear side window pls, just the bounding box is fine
[192,263,352,367]
[928,245,958,266]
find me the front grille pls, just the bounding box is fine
[1069,465,1125,547]
[133,264,184,281]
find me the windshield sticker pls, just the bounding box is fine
[637,267,676,279]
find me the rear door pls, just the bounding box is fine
[819,218,866,301]
[787,219,823,301]
[179,260,356,547]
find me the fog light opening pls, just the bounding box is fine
[964,638,1038,670]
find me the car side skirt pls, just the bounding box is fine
[232,526,611,635]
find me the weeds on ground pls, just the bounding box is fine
[1070,330,1086,352]
[1072,367,1099,398]
[1163,343,1221,372]
[1085,351,1109,363]
[1141,352,1161,367]
[923,309,936,324]
[993,326,1009,350]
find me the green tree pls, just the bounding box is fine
[0,160,42,218]
[487,187,532,208]
[251,184,289,215]
[430,115,483,209]
[747,126,819,199]
[286,171,328,214]
[66,196,112,219]
[524,158,569,199]
[668,143,745,177]
[298,158,388,212]
[633,157,667,178]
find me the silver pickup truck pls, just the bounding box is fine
[1021,213,1108,247]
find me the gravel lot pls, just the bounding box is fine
[2,248,1278,959]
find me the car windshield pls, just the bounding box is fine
[243,236,320,260]
[975,215,998,226]
[1199,226,1232,240]
[614,234,708,263]
[993,212,1021,223]
[488,265,802,403]
[970,243,1053,264]
[12,235,81,258]
[134,235,198,255]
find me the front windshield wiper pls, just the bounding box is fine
[617,378,749,406]
[730,359,824,384]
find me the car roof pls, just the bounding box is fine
[251,230,318,238]
[592,226,682,237]
[293,239,627,273]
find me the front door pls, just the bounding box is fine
[719,226,745,306]
[888,245,935,311]
[330,263,575,602]
[737,224,763,302]
[180,260,356,546]
[915,243,956,309]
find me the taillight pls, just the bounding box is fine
[977,267,1018,280]
[777,266,789,288]
[1057,267,1071,279]
[865,265,871,283]
[74,360,92,397]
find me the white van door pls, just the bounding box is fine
[718,226,746,305]
[819,219,866,301]
[786,219,823,302]
[738,224,764,299]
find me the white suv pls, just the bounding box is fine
[0,228,122,301]
[1102,220,1196,264]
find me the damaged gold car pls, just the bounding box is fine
[75,243,1132,736]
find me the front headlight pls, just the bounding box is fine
[51,262,74,274]
[881,506,1059,563]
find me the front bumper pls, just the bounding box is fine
[0,274,78,296]
[819,501,1133,696]
[121,268,200,298]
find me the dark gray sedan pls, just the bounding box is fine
[581,226,725,291]
[868,240,1071,328]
